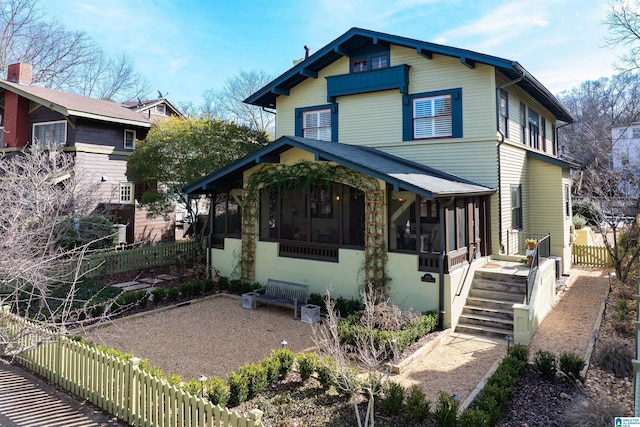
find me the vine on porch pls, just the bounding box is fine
[240,161,388,292]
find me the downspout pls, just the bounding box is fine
[438,196,455,329]
[495,71,525,254]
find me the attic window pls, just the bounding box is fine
[155,104,166,115]
[352,59,368,73]
[371,55,388,70]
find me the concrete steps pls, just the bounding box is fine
[455,265,528,339]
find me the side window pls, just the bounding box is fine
[564,184,570,218]
[528,109,539,149]
[295,104,338,142]
[511,184,522,230]
[124,129,136,149]
[402,89,463,141]
[520,103,527,145]
[120,182,134,204]
[541,117,547,152]
[33,121,67,146]
[499,90,509,138]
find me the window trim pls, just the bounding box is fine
[120,181,134,204]
[511,184,523,230]
[124,129,136,149]
[564,184,571,218]
[528,109,540,149]
[295,104,338,142]
[32,120,67,146]
[402,88,462,141]
[350,53,390,74]
[541,117,547,152]
[519,102,527,145]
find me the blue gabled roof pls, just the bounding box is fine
[245,27,573,123]
[184,135,495,199]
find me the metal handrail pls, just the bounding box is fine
[525,233,550,304]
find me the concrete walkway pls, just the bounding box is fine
[0,362,126,427]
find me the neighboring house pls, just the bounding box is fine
[122,97,183,121]
[611,123,640,198]
[185,28,574,332]
[0,62,175,244]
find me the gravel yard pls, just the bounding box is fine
[86,295,317,380]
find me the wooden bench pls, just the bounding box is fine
[254,279,310,319]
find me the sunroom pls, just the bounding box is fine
[185,136,495,309]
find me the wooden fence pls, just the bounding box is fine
[2,308,262,427]
[571,244,612,267]
[58,240,200,280]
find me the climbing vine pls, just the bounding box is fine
[240,161,388,292]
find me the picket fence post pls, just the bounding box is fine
[129,357,141,424]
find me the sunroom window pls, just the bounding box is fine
[33,121,66,146]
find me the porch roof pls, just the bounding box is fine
[184,136,495,199]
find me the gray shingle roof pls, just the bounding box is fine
[0,80,151,127]
[185,135,495,198]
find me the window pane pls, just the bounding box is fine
[413,95,452,138]
[343,186,364,246]
[303,109,331,141]
[371,56,388,69]
[259,188,277,239]
[281,188,306,240]
[389,192,416,251]
[213,193,226,234]
[227,194,241,235]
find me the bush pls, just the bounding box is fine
[432,391,458,427]
[316,357,335,391]
[239,363,268,398]
[166,373,182,386]
[508,344,529,363]
[260,356,281,384]
[459,408,491,427]
[151,287,166,305]
[205,376,230,407]
[572,200,602,227]
[593,337,633,378]
[166,286,179,303]
[534,350,557,380]
[562,397,623,427]
[405,385,431,423]
[180,282,194,298]
[296,352,318,382]
[182,379,204,396]
[559,352,586,382]
[272,348,295,379]
[381,381,404,415]
[572,214,587,229]
[227,371,249,406]
[218,276,229,289]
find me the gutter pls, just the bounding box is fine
[495,72,525,254]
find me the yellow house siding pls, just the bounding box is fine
[498,144,527,254]
[275,59,348,138]
[338,90,403,144]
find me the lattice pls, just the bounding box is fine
[364,190,387,289]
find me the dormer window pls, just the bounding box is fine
[155,104,166,116]
[371,55,388,70]
[351,53,389,73]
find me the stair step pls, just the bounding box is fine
[465,296,516,311]
[454,323,513,339]
[463,305,514,320]
[468,288,524,303]
[475,269,528,284]
[459,313,514,328]
[472,277,527,293]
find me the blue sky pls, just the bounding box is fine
[42,0,625,106]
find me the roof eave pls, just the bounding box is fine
[69,110,151,127]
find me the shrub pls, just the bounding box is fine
[218,276,230,289]
[191,280,203,296]
[227,371,249,406]
[180,282,194,298]
[432,391,459,427]
[405,385,431,423]
[202,278,216,292]
[562,397,623,427]
[205,376,230,406]
[534,349,557,380]
[239,363,268,398]
[151,287,166,305]
[316,357,335,391]
[272,348,295,379]
[508,344,529,363]
[473,392,502,426]
[459,408,491,427]
[296,352,318,382]
[166,286,179,303]
[166,373,182,386]
[260,356,281,384]
[593,337,633,378]
[572,200,602,227]
[559,352,586,382]
[381,381,404,415]
[182,379,203,396]
[572,214,587,229]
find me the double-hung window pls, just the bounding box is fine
[511,184,522,230]
[120,182,134,204]
[295,104,338,142]
[499,90,509,138]
[124,130,136,149]
[520,103,527,145]
[403,89,462,141]
[413,95,452,139]
[33,121,66,146]
[528,110,540,149]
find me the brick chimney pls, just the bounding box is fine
[3,63,32,148]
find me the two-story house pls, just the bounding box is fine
[186,28,574,336]
[0,62,175,244]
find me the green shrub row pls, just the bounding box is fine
[533,349,585,382]
[307,292,364,316]
[337,310,438,356]
[381,382,459,425]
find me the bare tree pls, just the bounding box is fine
[605,0,640,71]
[199,70,274,135]
[313,285,388,427]
[0,0,150,102]
[0,143,123,358]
